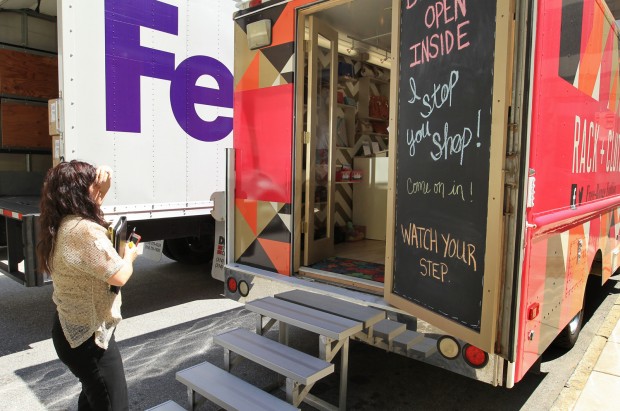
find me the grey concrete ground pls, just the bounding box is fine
[0,256,618,410]
[0,256,244,410]
[552,286,620,411]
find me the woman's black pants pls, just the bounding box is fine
[52,313,128,411]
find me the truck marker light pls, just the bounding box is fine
[527,302,540,320]
[437,335,460,360]
[462,344,488,369]
[238,280,250,297]
[227,277,238,293]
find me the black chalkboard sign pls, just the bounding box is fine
[393,0,497,332]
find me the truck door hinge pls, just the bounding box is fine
[304,132,311,144]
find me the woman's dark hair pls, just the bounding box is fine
[37,160,109,274]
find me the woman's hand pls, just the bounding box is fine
[92,166,113,205]
[107,242,140,287]
[123,242,139,263]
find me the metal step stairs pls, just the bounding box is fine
[274,290,437,358]
[177,361,299,411]
[174,289,437,411]
[215,327,334,408]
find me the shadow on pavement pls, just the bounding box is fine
[14,309,548,411]
[15,307,261,411]
[0,256,219,356]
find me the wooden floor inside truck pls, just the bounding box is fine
[299,239,386,295]
[335,239,385,265]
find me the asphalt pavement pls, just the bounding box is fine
[0,256,245,410]
[0,256,619,410]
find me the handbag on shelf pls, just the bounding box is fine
[369,95,389,119]
[337,87,345,104]
[371,120,389,135]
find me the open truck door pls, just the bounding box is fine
[303,16,339,266]
[224,0,620,389]
[383,0,514,354]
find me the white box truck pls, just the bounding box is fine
[0,0,235,286]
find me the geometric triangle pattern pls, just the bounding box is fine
[558,0,620,113]
[234,23,259,90]
[259,211,292,243]
[238,239,277,272]
[256,199,279,236]
[236,198,257,235]
[259,51,282,89]
[234,1,314,92]
[525,201,620,362]
[235,201,259,261]
[236,52,261,92]
[335,183,352,227]
[518,203,620,383]
[262,43,296,75]
[235,199,292,275]
[271,0,304,47]
[234,2,287,35]
[258,238,291,274]
[231,0,323,275]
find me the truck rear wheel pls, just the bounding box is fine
[162,217,215,265]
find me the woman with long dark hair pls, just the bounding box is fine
[38,160,139,410]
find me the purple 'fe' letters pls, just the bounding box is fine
[105,0,233,142]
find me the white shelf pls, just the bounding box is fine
[359,116,388,122]
[338,76,389,85]
[366,77,389,84]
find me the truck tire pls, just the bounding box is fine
[553,308,584,349]
[162,217,215,265]
[163,234,214,265]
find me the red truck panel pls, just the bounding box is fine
[516,0,620,382]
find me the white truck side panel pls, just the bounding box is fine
[57,0,235,218]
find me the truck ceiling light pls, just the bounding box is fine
[462,344,489,369]
[437,335,460,360]
[238,280,249,297]
[247,19,271,50]
[227,277,238,293]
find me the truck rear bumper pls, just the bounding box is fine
[0,207,49,286]
[224,263,509,387]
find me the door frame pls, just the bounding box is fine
[304,15,338,266]
[294,1,353,272]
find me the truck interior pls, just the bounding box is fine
[294,0,393,295]
[293,0,620,296]
[0,2,57,284]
